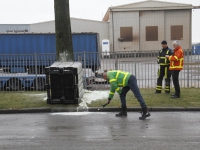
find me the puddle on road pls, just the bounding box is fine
[51,112,107,116]
[51,112,92,116]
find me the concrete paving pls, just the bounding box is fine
[0,112,200,150]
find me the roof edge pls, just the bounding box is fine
[110,0,193,9]
[102,9,110,22]
[110,6,194,12]
[102,1,194,22]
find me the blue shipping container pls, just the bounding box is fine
[0,33,99,54]
[0,33,100,72]
[192,45,200,55]
[0,34,56,54]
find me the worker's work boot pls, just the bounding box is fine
[116,106,127,117]
[139,107,150,120]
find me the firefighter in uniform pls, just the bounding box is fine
[103,70,150,120]
[155,40,172,94]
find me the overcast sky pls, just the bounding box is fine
[0,0,199,42]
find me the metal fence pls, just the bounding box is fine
[99,50,200,89]
[0,49,199,91]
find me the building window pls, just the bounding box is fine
[146,26,158,41]
[171,25,183,40]
[119,27,133,42]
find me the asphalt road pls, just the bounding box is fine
[0,112,200,150]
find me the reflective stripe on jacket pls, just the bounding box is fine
[169,46,184,70]
[107,70,131,99]
[157,47,172,66]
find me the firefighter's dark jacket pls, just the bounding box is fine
[157,47,172,66]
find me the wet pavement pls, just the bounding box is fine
[0,112,200,150]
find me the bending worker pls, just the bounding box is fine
[103,70,150,120]
[155,40,172,94]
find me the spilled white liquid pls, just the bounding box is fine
[79,90,109,107]
[23,90,109,108]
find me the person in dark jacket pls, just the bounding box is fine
[155,40,172,94]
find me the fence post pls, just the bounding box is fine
[187,49,189,88]
[115,52,118,70]
[83,51,87,88]
[78,55,82,62]
[134,50,137,77]
[34,53,38,91]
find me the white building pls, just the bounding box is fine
[103,0,194,51]
[0,0,197,52]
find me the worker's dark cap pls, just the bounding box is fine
[161,40,167,44]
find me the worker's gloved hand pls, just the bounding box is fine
[107,98,111,104]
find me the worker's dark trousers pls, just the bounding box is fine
[156,66,171,93]
[119,75,146,108]
[171,70,181,96]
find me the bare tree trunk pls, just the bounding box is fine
[54,0,74,61]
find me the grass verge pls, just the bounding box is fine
[87,88,200,108]
[0,91,78,109]
[0,88,199,109]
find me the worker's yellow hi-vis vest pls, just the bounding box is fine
[107,70,131,99]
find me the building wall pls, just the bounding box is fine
[30,21,55,33]
[71,19,109,53]
[139,10,165,51]
[110,11,140,52]
[109,9,191,52]
[0,24,30,33]
[165,9,191,49]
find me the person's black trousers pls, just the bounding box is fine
[171,70,181,96]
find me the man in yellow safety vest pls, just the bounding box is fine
[103,70,150,120]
